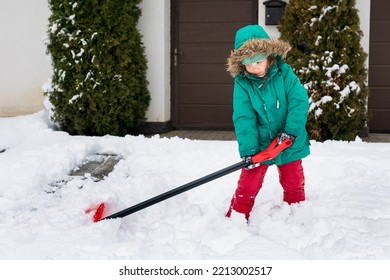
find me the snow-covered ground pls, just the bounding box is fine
[1,111,390,261]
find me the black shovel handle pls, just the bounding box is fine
[100,160,247,220]
[99,137,291,221]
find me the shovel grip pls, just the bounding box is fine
[251,138,292,164]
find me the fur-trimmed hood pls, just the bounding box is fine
[227,25,291,77]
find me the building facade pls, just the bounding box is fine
[1,0,387,132]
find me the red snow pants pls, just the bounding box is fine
[226,160,305,219]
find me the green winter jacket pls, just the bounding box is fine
[227,25,310,165]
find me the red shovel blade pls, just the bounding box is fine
[85,203,106,223]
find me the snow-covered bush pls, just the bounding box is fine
[45,0,150,136]
[278,0,368,141]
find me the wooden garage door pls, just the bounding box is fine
[368,0,390,132]
[172,0,258,129]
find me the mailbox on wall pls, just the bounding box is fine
[263,0,287,25]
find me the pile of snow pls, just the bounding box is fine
[1,111,390,260]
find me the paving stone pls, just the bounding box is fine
[45,153,122,194]
[150,130,390,143]
[70,153,123,180]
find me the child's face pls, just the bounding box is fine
[244,58,270,77]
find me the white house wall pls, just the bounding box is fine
[0,0,370,121]
[356,0,370,65]
[139,0,171,123]
[0,0,51,117]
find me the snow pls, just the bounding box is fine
[1,110,390,261]
[309,95,333,118]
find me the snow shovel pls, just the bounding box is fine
[93,137,292,222]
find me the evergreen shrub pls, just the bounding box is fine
[45,0,150,136]
[278,0,368,141]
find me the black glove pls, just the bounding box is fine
[243,156,261,170]
[277,131,296,144]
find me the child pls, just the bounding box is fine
[226,25,310,221]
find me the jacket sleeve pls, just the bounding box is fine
[282,65,309,138]
[232,78,260,157]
